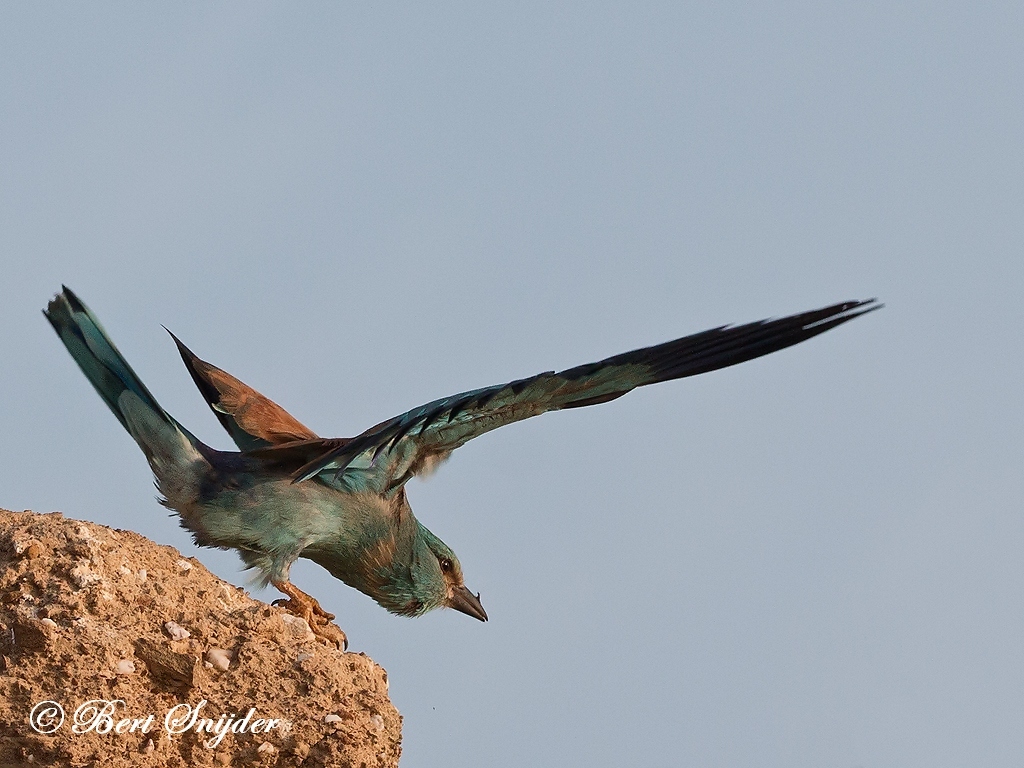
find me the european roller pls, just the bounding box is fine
[45,287,878,648]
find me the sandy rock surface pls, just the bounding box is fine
[0,508,401,767]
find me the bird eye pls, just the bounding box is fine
[439,558,453,573]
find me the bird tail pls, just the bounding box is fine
[44,287,204,506]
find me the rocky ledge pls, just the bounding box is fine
[0,508,401,767]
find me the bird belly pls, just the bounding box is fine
[175,474,365,566]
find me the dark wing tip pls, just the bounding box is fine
[802,298,882,332]
[827,297,882,319]
[164,326,200,366]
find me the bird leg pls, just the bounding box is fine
[272,580,348,651]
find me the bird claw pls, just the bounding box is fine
[309,620,348,651]
[272,595,335,621]
[308,598,335,622]
[272,583,347,651]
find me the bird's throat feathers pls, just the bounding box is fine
[303,492,448,617]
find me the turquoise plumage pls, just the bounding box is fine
[45,287,878,648]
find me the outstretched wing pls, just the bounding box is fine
[290,299,880,492]
[168,331,319,451]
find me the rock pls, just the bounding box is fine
[0,508,402,767]
[163,620,191,641]
[134,637,201,692]
[205,647,232,672]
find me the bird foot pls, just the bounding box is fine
[272,582,348,651]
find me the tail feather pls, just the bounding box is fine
[45,287,204,507]
[45,287,172,434]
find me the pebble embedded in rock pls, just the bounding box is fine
[206,647,232,671]
[163,620,190,641]
[69,562,101,589]
[280,613,315,640]
[114,659,135,675]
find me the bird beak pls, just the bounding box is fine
[448,585,488,622]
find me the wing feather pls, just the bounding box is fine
[168,331,318,450]
[291,298,880,488]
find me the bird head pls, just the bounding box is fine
[410,524,488,622]
[305,493,487,622]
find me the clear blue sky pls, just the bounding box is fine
[2,4,1022,766]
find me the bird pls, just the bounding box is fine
[45,287,879,649]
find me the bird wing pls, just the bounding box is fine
[167,331,387,491]
[168,331,319,451]
[289,299,880,493]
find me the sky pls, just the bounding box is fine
[1,3,1022,766]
